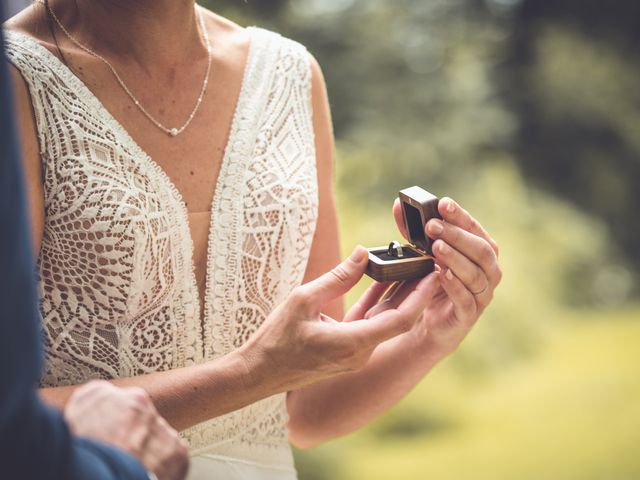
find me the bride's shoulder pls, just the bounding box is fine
[3,2,51,44]
[199,7,323,102]
[199,6,311,58]
[198,7,252,54]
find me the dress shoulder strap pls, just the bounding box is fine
[240,26,313,156]
[3,29,63,158]
[250,26,312,104]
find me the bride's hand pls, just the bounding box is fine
[240,246,440,391]
[363,197,502,359]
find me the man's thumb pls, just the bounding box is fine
[301,246,369,305]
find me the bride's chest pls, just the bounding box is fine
[106,103,232,214]
[78,58,246,213]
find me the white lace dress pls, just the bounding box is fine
[5,25,318,480]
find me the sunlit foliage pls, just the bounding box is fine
[201,1,639,478]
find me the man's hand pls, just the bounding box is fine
[242,246,439,391]
[64,381,189,480]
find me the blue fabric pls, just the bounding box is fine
[0,6,148,479]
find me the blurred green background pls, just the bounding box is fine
[209,1,640,478]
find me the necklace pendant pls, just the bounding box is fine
[47,3,210,138]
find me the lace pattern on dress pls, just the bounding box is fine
[4,25,317,470]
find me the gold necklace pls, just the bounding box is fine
[46,1,212,137]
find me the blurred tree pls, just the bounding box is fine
[207,0,514,201]
[284,0,514,203]
[203,0,639,298]
[193,3,640,478]
[504,0,640,277]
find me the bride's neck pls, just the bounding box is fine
[47,0,205,68]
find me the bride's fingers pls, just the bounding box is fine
[439,268,478,328]
[432,239,489,296]
[364,278,420,319]
[426,220,500,288]
[347,272,440,347]
[438,198,499,257]
[343,281,393,322]
[379,280,404,303]
[363,263,445,320]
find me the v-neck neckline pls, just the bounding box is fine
[5,26,263,355]
[5,26,258,214]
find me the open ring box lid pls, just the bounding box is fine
[365,186,441,282]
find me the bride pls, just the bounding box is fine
[4,1,501,478]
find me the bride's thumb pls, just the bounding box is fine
[298,246,368,306]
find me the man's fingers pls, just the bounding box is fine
[392,198,409,240]
[298,246,369,306]
[141,416,187,479]
[437,197,499,257]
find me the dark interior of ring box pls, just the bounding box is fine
[372,246,422,262]
[404,202,428,250]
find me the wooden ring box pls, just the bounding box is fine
[365,186,441,282]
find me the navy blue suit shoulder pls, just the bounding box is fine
[0,13,148,480]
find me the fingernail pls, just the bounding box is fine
[446,199,456,214]
[349,245,367,263]
[428,219,444,236]
[436,241,449,255]
[445,268,454,281]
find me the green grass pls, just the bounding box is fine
[296,310,640,480]
[294,160,640,480]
